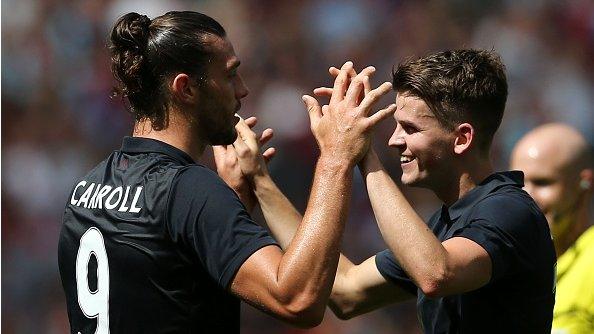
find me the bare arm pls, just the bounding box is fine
[359,149,492,298]
[244,171,414,320]
[230,153,352,328]
[216,64,412,324]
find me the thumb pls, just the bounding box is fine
[302,94,322,127]
[212,145,227,166]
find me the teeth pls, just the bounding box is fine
[400,156,413,163]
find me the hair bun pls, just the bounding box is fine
[110,12,151,52]
[109,12,152,98]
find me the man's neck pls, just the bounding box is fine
[435,158,494,206]
[132,115,205,161]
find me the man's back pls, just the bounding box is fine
[58,137,274,333]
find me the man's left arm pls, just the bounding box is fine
[360,148,492,298]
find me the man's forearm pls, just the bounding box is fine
[265,157,353,315]
[252,174,301,249]
[252,162,357,298]
[360,150,448,293]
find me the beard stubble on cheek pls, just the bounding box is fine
[195,83,239,146]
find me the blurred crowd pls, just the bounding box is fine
[2,0,593,333]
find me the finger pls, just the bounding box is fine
[321,65,359,100]
[328,67,340,77]
[313,87,333,97]
[321,105,329,115]
[359,82,393,115]
[329,65,357,78]
[359,66,376,95]
[233,130,249,153]
[345,75,366,107]
[263,147,276,163]
[302,95,322,127]
[224,144,239,165]
[235,117,259,151]
[330,61,353,105]
[244,116,258,128]
[259,128,274,146]
[366,103,397,127]
[212,145,228,167]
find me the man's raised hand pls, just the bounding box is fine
[302,61,396,166]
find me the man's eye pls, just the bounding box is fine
[404,125,417,134]
[531,178,554,186]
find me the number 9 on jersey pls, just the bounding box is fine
[76,227,110,334]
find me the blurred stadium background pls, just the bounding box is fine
[2,0,593,333]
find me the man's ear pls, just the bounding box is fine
[579,168,593,192]
[454,123,474,155]
[171,73,198,104]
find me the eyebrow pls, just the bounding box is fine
[398,119,419,127]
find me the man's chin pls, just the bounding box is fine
[208,128,237,146]
[400,174,416,186]
[401,174,429,189]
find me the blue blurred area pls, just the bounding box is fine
[2,0,593,333]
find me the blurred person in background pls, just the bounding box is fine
[511,123,594,334]
[58,10,394,333]
[216,49,556,333]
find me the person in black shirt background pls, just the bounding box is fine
[58,11,395,333]
[216,50,556,333]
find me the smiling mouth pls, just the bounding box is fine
[400,155,415,164]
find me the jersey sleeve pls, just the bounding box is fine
[451,192,545,282]
[166,166,278,289]
[375,249,418,295]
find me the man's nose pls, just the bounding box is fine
[236,75,249,99]
[388,126,405,148]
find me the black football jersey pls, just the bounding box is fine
[58,136,277,333]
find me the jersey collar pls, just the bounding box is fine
[446,171,525,220]
[120,136,195,165]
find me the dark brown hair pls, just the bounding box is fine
[109,11,226,130]
[393,49,508,152]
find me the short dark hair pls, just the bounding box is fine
[109,11,226,130]
[392,49,508,152]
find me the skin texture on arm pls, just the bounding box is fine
[359,149,492,298]
[248,172,414,319]
[230,153,351,328]
[215,63,413,323]
[218,62,396,328]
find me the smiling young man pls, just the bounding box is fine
[216,49,556,333]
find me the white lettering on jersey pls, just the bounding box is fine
[104,186,123,210]
[94,186,112,209]
[70,182,143,213]
[71,181,87,205]
[77,183,96,208]
[89,184,103,209]
[129,186,143,213]
[117,186,131,212]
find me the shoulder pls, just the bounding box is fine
[172,165,233,194]
[168,164,241,208]
[470,186,543,227]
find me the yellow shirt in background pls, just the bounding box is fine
[552,226,594,334]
